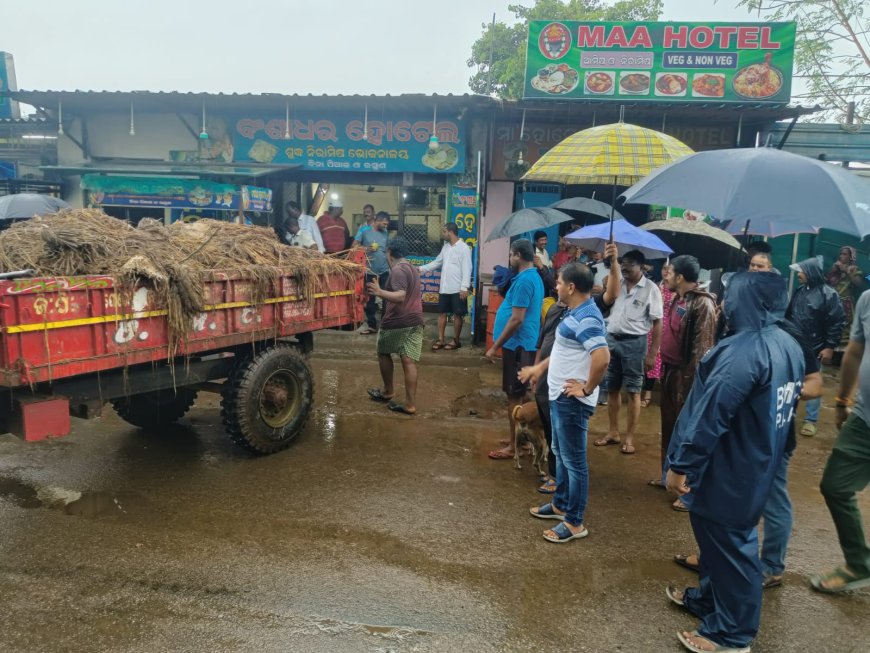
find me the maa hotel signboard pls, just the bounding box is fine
[524,21,796,103]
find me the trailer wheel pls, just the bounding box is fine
[221,344,313,454]
[111,388,198,429]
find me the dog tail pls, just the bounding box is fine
[511,404,523,422]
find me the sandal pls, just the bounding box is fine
[677,630,749,653]
[529,503,565,521]
[431,340,445,351]
[593,436,621,447]
[538,478,556,494]
[543,521,588,543]
[387,401,416,415]
[488,448,514,460]
[640,396,652,408]
[443,340,462,350]
[762,574,783,590]
[648,479,664,488]
[665,584,686,607]
[674,554,700,573]
[359,327,377,335]
[367,388,393,402]
[620,444,636,455]
[672,499,689,512]
[810,566,870,594]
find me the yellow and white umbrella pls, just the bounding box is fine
[522,121,693,186]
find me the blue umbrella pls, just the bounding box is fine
[565,219,673,260]
[620,147,870,238]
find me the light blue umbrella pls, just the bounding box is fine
[565,219,673,260]
[620,147,870,238]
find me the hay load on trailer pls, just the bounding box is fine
[0,210,366,453]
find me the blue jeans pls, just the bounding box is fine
[550,396,594,527]
[804,397,821,423]
[760,450,793,577]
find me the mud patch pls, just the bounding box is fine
[451,389,506,419]
[0,476,142,517]
[0,477,41,508]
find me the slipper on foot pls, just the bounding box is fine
[672,499,689,513]
[648,479,664,487]
[538,479,556,494]
[665,584,686,607]
[529,503,565,521]
[674,554,700,573]
[543,521,588,543]
[677,630,749,653]
[620,444,636,454]
[593,437,620,447]
[387,401,416,415]
[762,574,783,590]
[367,388,393,402]
[810,566,870,593]
[488,449,514,460]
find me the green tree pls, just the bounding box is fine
[733,0,869,123]
[467,0,663,100]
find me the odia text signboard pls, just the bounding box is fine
[232,112,465,174]
[524,21,795,103]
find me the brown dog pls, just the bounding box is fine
[512,401,548,477]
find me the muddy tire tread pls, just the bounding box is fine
[221,343,314,455]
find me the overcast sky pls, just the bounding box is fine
[8,0,753,97]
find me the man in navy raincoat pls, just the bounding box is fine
[664,272,805,653]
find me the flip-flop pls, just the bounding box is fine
[488,449,513,460]
[648,479,664,488]
[443,340,462,350]
[367,388,393,402]
[431,340,445,350]
[359,327,377,335]
[593,437,621,447]
[543,521,588,543]
[810,566,870,593]
[665,584,686,607]
[677,630,749,653]
[538,479,556,494]
[529,503,565,521]
[762,574,783,590]
[672,499,689,512]
[620,444,636,454]
[387,401,416,415]
[674,554,700,573]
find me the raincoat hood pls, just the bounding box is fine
[796,256,826,287]
[723,271,788,332]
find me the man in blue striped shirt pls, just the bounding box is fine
[521,263,610,543]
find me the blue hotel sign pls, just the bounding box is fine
[232,111,465,174]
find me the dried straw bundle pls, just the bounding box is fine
[0,209,362,347]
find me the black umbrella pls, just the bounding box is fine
[484,207,573,242]
[549,197,625,225]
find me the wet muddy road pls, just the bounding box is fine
[0,331,867,652]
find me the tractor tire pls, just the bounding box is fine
[112,388,198,429]
[220,344,314,454]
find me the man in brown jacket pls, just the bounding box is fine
[652,255,717,511]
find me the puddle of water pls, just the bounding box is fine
[318,369,339,446]
[63,492,129,517]
[0,477,42,509]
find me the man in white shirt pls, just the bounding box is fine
[534,231,551,269]
[286,201,325,253]
[593,249,663,455]
[285,216,317,250]
[420,222,472,350]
